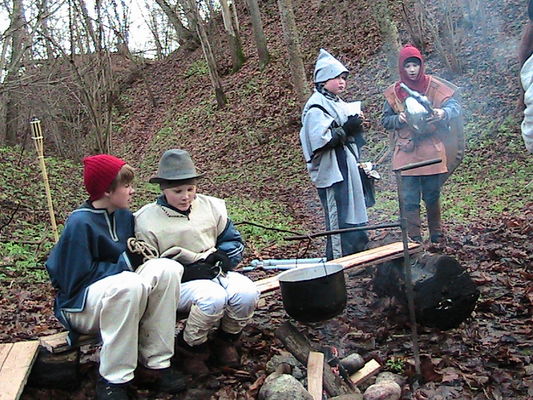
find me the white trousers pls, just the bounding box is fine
[179,271,259,345]
[66,258,183,384]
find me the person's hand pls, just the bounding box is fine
[399,112,407,124]
[205,250,233,272]
[342,115,363,136]
[181,262,219,282]
[126,241,145,271]
[426,108,446,122]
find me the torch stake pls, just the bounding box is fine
[30,118,59,243]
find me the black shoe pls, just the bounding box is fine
[96,377,130,400]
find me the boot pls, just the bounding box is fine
[404,207,422,242]
[135,366,187,394]
[96,377,130,400]
[426,201,443,243]
[175,330,210,377]
[211,330,241,368]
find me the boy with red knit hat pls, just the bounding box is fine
[46,155,185,399]
[381,44,462,243]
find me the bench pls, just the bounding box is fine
[39,241,420,354]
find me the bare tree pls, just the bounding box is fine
[220,0,245,72]
[1,0,33,145]
[277,0,308,104]
[245,0,270,69]
[154,0,199,50]
[373,0,401,76]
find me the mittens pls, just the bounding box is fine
[181,262,219,282]
[342,115,363,136]
[205,250,233,272]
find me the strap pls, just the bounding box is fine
[307,104,339,128]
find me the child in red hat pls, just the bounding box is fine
[46,155,185,399]
[381,44,463,243]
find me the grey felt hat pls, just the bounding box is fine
[149,149,205,184]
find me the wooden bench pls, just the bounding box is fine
[39,241,420,354]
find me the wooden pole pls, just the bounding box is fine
[30,118,59,243]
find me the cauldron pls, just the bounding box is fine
[278,264,347,322]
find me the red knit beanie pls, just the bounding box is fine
[83,154,126,201]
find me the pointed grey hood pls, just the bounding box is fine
[313,49,349,83]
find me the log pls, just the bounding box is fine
[27,348,80,389]
[373,252,479,330]
[275,321,355,397]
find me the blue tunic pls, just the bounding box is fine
[46,202,135,341]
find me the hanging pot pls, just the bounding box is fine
[278,264,347,322]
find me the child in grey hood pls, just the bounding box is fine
[300,49,369,260]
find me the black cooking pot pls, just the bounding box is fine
[278,264,347,322]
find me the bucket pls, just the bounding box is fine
[278,264,347,322]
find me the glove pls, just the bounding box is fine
[205,250,233,272]
[126,243,145,271]
[181,262,219,283]
[342,115,363,136]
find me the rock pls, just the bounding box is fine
[266,354,303,374]
[340,353,365,374]
[258,373,313,400]
[329,392,364,400]
[363,381,401,400]
[375,372,405,387]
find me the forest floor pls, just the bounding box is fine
[1,0,532,398]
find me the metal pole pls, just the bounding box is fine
[393,158,441,378]
[30,117,59,243]
[284,222,402,241]
[394,169,421,377]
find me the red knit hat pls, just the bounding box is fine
[83,154,126,201]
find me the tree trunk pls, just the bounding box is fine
[155,0,199,50]
[196,21,227,107]
[372,253,479,330]
[2,0,32,146]
[220,0,245,72]
[245,0,270,69]
[373,0,401,77]
[276,0,308,104]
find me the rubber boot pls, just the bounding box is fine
[174,330,210,377]
[211,330,241,368]
[404,207,422,242]
[426,201,443,243]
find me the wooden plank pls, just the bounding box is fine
[307,351,324,400]
[349,359,381,386]
[256,241,421,294]
[0,341,40,400]
[39,332,98,354]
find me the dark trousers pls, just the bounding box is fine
[401,174,442,211]
[318,180,369,261]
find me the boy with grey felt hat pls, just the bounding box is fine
[135,149,259,376]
